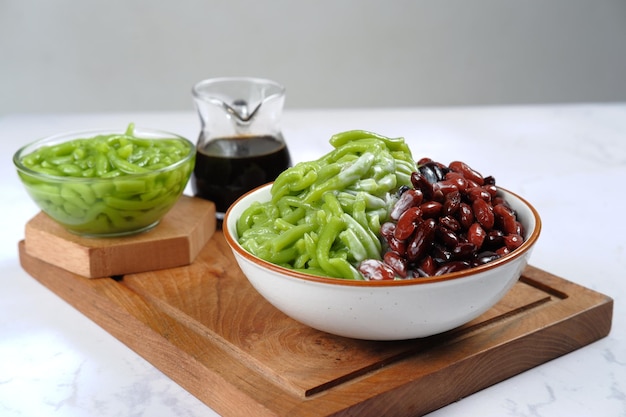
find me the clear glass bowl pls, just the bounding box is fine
[13,127,195,237]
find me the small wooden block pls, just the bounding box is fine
[24,195,216,278]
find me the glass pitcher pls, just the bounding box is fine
[191,77,292,221]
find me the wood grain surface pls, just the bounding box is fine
[18,230,613,417]
[23,196,216,278]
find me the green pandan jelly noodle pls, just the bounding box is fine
[236,130,415,280]
[15,124,195,236]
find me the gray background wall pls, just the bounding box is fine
[2,0,626,114]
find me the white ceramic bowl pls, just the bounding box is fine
[223,183,541,340]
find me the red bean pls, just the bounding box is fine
[452,242,477,260]
[420,201,443,218]
[504,234,524,250]
[483,183,498,198]
[358,259,395,280]
[417,255,436,276]
[473,251,500,266]
[494,204,517,235]
[442,190,461,216]
[387,237,407,256]
[432,189,445,203]
[431,243,453,264]
[410,172,435,200]
[467,186,491,202]
[406,218,436,261]
[444,171,469,191]
[496,246,511,256]
[384,251,408,278]
[467,222,486,249]
[457,203,474,230]
[484,230,505,250]
[435,261,471,276]
[394,206,422,240]
[440,215,461,232]
[449,161,484,185]
[380,222,395,240]
[390,189,423,220]
[434,180,459,196]
[437,225,460,248]
[473,198,495,230]
[492,196,508,207]
[359,158,526,280]
[413,170,444,202]
[465,179,480,189]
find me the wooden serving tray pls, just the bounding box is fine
[18,231,613,417]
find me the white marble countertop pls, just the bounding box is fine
[1,104,624,416]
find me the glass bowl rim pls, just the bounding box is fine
[13,126,195,182]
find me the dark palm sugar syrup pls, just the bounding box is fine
[192,135,292,219]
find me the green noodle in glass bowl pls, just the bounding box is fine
[13,124,195,237]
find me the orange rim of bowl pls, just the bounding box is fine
[223,183,542,287]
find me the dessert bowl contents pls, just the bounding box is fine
[235,130,528,281]
[224,130,541,340]
[236,130,416,280]
[359,157,526,280]
[14,124,195,237]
